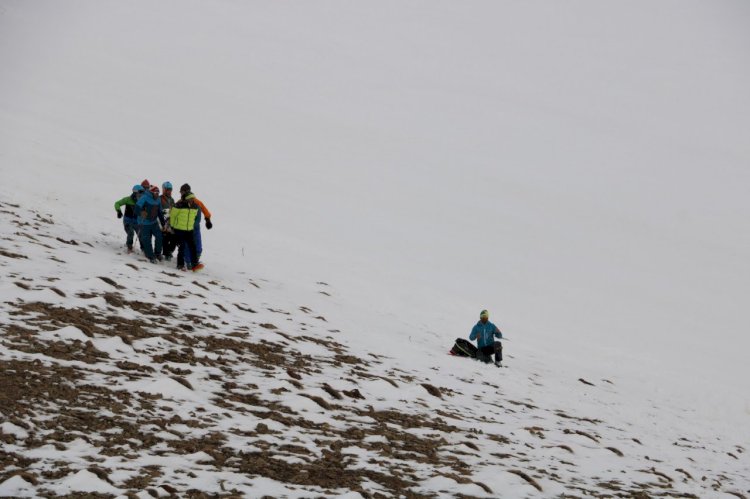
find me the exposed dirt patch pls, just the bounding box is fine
[98,276,124,289]
[233,303,257,313]
[421,383,442,398]
[508,469,543,492]
[606,446,624,457]
[343,388,365,400]
[0,248,28,259]
[322,383,343,400]
[564,428,600,443]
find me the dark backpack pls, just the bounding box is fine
[450,338,477,358]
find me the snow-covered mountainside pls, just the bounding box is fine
[1,199,748,498]
[1,0,749,497]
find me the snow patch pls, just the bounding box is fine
[121,377,201,401]
[0,422,29,439]
[39,326,89,343]
[55,469,120,494]
[0,475,37,498]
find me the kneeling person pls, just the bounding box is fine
[470,309,503,366]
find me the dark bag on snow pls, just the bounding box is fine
[450,338,477,358]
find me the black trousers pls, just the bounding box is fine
[161,230,177,257]
[175,229,199,267]
[478,341,503,363]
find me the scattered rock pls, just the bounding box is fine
[87,466,113,484]
[564,428,599,443]
[343,388,365,400]
[525,426,546,439]
[322,383,342,400]
[675,468,694,480]
[508,469,543,492]
[0,248,27,259]
[170,376,193,390]
[192,280,209,291]
[300,394,332,410]
[474,481,493,493]
[11,471,38,485]
[638,467,673,483]
[548,444,574,453]
[421,383,442,398]
[98,276,124,289]
[116,361,154,372]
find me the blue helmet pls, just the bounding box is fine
[162,181,173,190]
[132,184,145,193]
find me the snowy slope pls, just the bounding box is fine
[1,199,748,498]
[1,0,750,497]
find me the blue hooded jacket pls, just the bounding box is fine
[470,320,502,348]
[135,192,166,226]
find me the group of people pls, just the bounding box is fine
[114,179,213,272]
[117,181,504,365]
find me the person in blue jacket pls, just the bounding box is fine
[470,309,503,366]
[135,185,166,263]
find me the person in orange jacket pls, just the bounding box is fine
[179,183,212,267]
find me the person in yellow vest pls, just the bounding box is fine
[170,185,204,272]
[179,183,212,266]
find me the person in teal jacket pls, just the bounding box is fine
[114,184,145,253]
[469,309,503,366]
[135,185,166,263]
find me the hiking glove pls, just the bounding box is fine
[117,211,123,219]
[205,219,213,230]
